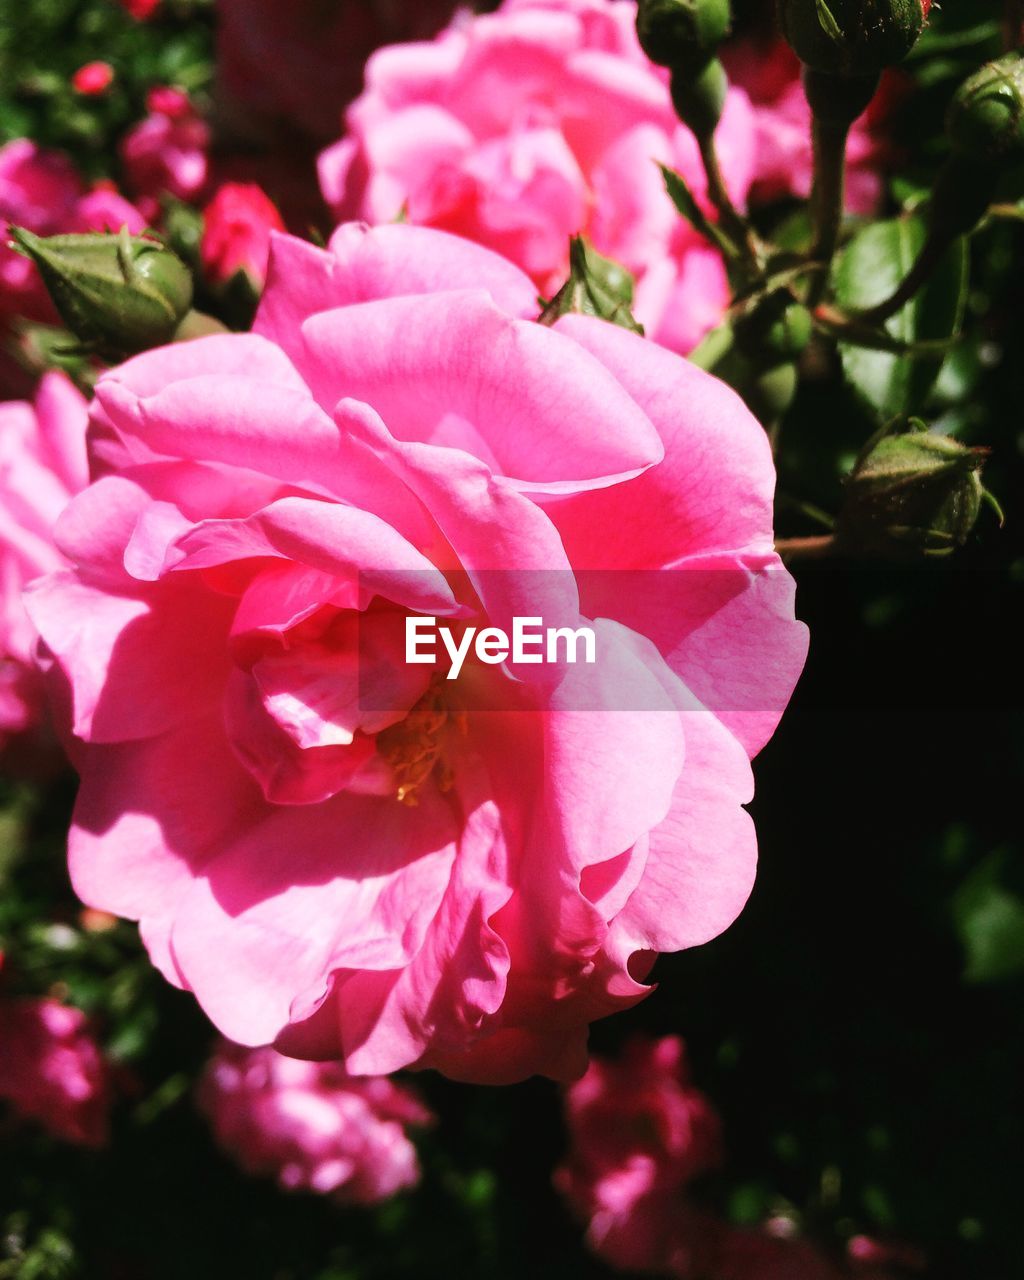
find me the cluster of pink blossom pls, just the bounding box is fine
[198,1040,432,1203]
[0,0,923,1235]
[0,995,110,1146]
[320,0,888,355]
[556,1035,919,1280]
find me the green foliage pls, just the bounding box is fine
[834,214,968,419]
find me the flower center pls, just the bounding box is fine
[376,674,467,806]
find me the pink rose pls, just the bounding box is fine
[0,372,88,749]
[723,37,895,216]
[201,182,286,287]
[198,1039,431,1203]
[121,94,210,223]
[0,997,110,1145]
[27,222,806,1083]
[555,1036,722,1274]
[215,0,460,143]
[319,0,758,354]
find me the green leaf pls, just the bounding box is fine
[834,214,968,420]
[953,848,1024,984]
[660,164,737,258]
[815,0,843,42]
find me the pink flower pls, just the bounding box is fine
[215,0,460,142]
[318,0,758,354]
[0,372,88,747]
[201,182,286,286]
[121,94,210,222]
[555,1036,722,1274]
[27,221,806,1083]
[198,1039,431,1203]
[0,997,110,1145]
[71,61,115,96]
[723,38,895,215]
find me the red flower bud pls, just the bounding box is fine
[71,61,114,96]
[200,182,285,289]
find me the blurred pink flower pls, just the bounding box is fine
[724,37,898,215]
[319,0,758,354]
[0,997,110,1145]
[215,0,460,143]
[201,182,286,286]
[556,1036,723,1275]
[121,93,210,222]
[0,372,88,749]
[27,221,806,1083]
[198,1040,431,1203]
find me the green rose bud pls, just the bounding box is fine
[670,57,728,139]
[947,53,1024,162]
[539,236,643,333]
[777,0,929,77]
[636,0,731,72]
[836,421,994,559]
[7,226,193,360]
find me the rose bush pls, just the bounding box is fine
[198,1039,431,1203]
[0,371,88,753]
[318,0,758,354]
[27,220,806,1083]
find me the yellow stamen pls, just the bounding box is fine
[377,675,462,806]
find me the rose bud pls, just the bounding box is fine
[539,236,642,332]
[777,0,930,77]
[200,182,285,290]
[7,226,193,359]
[636,0,732,72]
[71,61,114,96]
[670,56,729,137]
[947,53,1024,162]
[836,420,997,559]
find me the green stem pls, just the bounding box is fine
[807,117,850,305]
